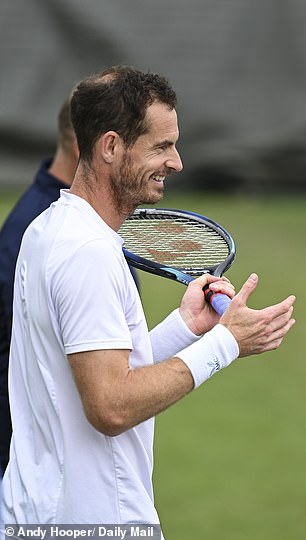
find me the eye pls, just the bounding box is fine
[152,141,173,154]
[157,143,171,152]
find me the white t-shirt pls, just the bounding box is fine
[2,191,159,525]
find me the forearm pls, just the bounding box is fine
[122,325,238,432]
[70,325,239,436]
[113,356,195,434]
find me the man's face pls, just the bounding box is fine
[110,102,183,214]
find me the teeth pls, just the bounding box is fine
[152,175,165,182]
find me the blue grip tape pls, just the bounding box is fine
[210,293,231,316]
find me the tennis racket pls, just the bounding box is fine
[119,208,236,316]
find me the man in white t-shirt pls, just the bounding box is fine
[1,66,295,533]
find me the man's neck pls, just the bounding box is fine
[69,164,131,232]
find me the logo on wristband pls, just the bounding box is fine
[208,357,221,377]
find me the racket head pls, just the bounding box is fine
[119,208,236,285]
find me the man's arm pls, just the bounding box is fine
[68,273,295,437]
[69,348,194,436]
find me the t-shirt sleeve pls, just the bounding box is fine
[49,238,133,354]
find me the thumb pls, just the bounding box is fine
[234,273,258,306]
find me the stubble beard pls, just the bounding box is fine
[110,152,164,216]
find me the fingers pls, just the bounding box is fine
[209,280,235,299]
[193,274,235,297]
[221,279,296,357]
[256,300,295,352]
[180,274,236,336]
[234,273,258,306]
[261,317,296,352]
[235,305,295,357]
[192,273,220,288]
[257,296,296,337]
[272,295,296,312]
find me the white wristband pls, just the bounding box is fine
[176,324,239,388]
[150,308,202,363]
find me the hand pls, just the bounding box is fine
[220,273,296,357]
[179,274,235,335]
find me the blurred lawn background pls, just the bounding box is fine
[1,189,305,539]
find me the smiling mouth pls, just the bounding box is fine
[151,174,165,183]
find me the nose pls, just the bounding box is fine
[166,147,183,173]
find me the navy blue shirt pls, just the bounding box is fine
[0,158,139,474]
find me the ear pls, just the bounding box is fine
[99,131,122,163]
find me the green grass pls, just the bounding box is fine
[1,189,306,539]
[0,188,23,225]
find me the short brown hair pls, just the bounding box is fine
[70,65,177,164]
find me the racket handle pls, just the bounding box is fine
[203,286,231,316]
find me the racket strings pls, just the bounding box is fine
[119,216,230,270]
